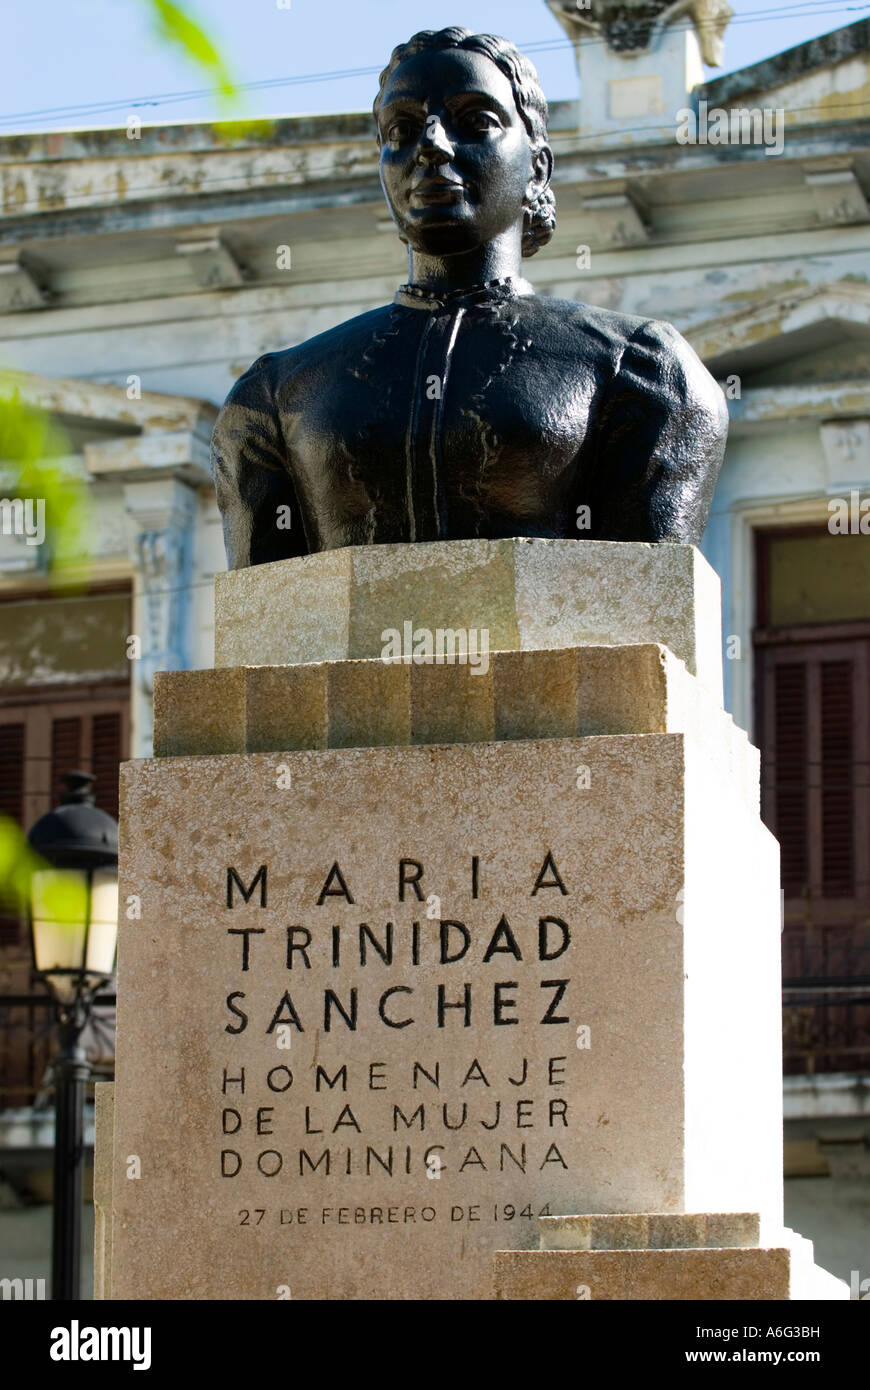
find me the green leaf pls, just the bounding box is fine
[0,818,93,928]
[213,118,277,144]
[0,815,44,910]
[146,0,237,100]
[0,375,92,584]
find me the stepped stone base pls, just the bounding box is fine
[493,1213,850,1300]
[539,1211,761,1250]
[97,540,841,1300]
[154,643,746,768]
[213,538,723,698]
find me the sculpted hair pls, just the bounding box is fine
[373,26,556,257]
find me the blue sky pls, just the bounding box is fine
[3,0,868,133]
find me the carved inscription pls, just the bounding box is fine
[218,853,580,1184]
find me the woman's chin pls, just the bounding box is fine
[403,221,486,258]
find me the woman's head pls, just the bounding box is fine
[374,28,556,258]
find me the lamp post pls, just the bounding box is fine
[27,770,119,1302]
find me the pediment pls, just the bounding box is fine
[0,369,216,482]
[2,369,215,440]
[686,281,870,380]
[698,19,870,113]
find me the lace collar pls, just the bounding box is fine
[393,274,534,310]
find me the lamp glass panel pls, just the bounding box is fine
[84,869,119,977]
[31,868,88,972]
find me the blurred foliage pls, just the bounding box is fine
[143,1,285,140]
[0,378,93,911]
[145,0,236,102]
[0,4,242,915]
[213,118,279,143]
[0,815,85,928]
[0,373,91,574]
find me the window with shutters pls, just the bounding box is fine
[0,690,127,1107]
[755,529,870,1076]
[0,585,130,1108]
[0,691,128,941]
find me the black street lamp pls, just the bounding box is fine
[27,770,119,1302]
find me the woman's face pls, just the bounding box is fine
[377,47,548,257]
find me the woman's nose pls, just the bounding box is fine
[416,115,454,163]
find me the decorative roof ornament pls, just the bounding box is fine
[547,0,733,65]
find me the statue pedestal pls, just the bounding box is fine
[494,1214,848,1300]
[95,540,847,1299]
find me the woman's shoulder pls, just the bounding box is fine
[522,292,683,356]
[223,302,401,406]
[524,294,722,408]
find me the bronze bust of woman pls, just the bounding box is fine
[212,26,728,568]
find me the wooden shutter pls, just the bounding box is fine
[92,711,122,820]
[0,722,24,822]
[760,640,868,901]
[50,716,83,808]
[820,660,854,898]
[757,634,870,1074]
[768,661,808,895]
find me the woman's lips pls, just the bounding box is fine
[409,178,467,205]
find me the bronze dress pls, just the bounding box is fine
[211,275,728,567]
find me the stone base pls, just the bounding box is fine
[98,541,810,1300]
[104,722,783,1299]
[153,644,750,789]
[493,1213,850,1300]
[213,539,724,699]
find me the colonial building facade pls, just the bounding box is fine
[1,4,868,1263]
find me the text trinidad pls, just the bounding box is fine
[222,852,578,1034]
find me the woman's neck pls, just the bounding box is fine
[406,229,522,293]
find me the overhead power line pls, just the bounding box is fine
[0,2,867,129]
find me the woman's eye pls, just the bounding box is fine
[387,119,415,142]
[463,110,499,131]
